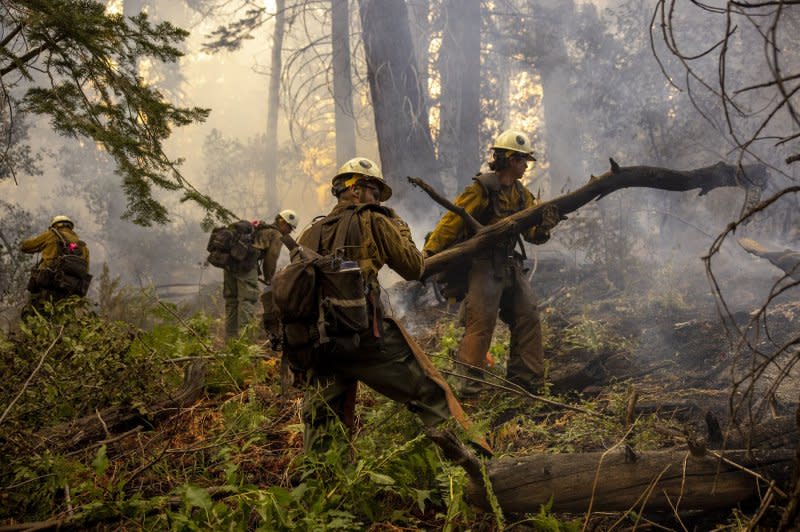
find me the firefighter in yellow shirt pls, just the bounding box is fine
[423,129,561,395]
[20,215,91,313]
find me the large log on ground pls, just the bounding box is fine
[34,361,206,451]
[466,448,793,513]
[417,161,767,278]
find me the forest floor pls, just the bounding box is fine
[1,259,798,530]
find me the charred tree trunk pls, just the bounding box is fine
[467,448,794,513]
[358,0,439,205]
[438,0,481,189]
[35,361,206,452]
[416,160,768,278]
[529,0,583,195]
[265,0,286,215]
[331,0,356,166]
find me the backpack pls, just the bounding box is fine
[272,206,370,364]
[29,229,92,296]
[206,220,260,273]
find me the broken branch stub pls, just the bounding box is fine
[417,160,767,279]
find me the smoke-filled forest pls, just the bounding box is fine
[1,0,799,529]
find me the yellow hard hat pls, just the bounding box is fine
[491,129,536,160]
[332,157,392,201]
[278,209,299,229]
[50,215,74,227]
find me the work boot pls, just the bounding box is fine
[457,366,489,397]
[424,426,484,479]
[506,373,543,395]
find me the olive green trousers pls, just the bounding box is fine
[302,319,452,451]
[223,267,259,339]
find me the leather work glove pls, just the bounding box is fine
[539,204,562,232]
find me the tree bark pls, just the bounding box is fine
[331,0,356,166]
[417,160,768,278]
[466,448,794,513]
[265,0,286,215]
[35,361,206,452]
[437,0,481,189]
[358,0,439,204]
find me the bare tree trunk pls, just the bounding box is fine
[358,0,439,205]
[331,0,356,166]
[407,0,431,100]
[265,0,286,215]
[438,0,481,189]
[534,0,584,194]
[466,448,794,514]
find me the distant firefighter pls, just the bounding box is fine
[738,237,800,281]
[423,129,562,396]
[260,210,299,348]
[206,211,298,339]
[20,215,92,313]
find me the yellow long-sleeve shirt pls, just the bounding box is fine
[423,173,545,255]
[20,227,90,270]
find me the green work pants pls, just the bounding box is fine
[223,267,259,339]
[302,319,452,452]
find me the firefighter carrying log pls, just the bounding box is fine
[273,157,492,476]
[20,215,91,315]
[423,129,562,396]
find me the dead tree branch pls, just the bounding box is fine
[416,159,767,278]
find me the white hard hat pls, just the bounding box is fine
[278,209,298,229]
[50,215,74,227]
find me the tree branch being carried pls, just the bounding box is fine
[412,159,768,279]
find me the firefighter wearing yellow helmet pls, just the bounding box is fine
[423,128,561,396]
[20,214,91,315]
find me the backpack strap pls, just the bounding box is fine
[331,207,362,259]
[50,227,68,248]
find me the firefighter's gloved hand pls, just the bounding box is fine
[539,204,562,232]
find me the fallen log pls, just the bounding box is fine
[466,448,793,514]
[34,361,206,452]
[414,160,767,278]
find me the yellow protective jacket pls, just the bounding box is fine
[253,225,283,281]
[299,202,424,288]
[423,172,547,255]
[20,228,90,270]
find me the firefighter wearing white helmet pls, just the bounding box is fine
[423,128,561,397]
[251,210,298,347]
[219,209,298,341]
[278,209,298,229]
[20,214,91,314]
[331,157,392,202]
[50,214,75,228]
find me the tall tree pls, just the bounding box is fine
[265,0,286,215]
[437,0,481,188]
[358,0,439,203]
[331,0,356,166]
[0,0,224,226]
[525,0,584,191]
